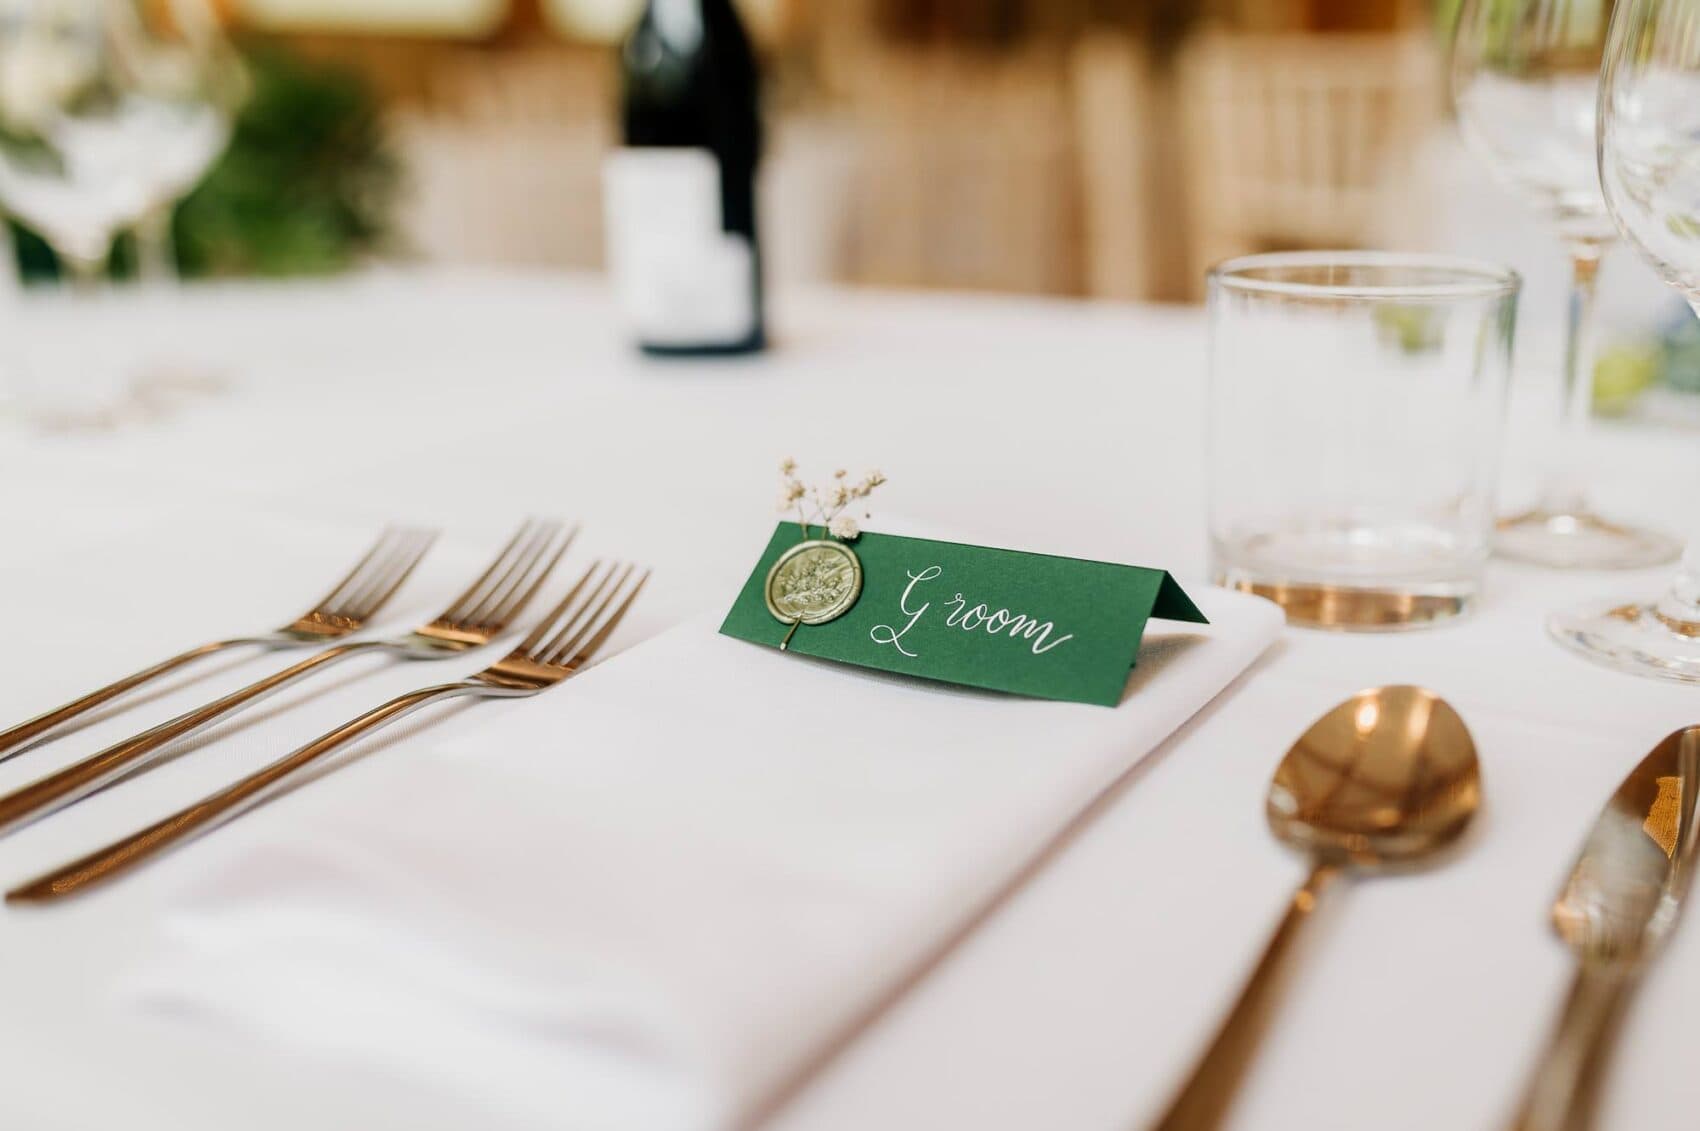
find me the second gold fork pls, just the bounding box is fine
[0,519,574,836]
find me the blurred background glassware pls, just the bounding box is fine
[1550,0,1700,682]
[1451,0,1681,569]
[125,0,240,288]
[0,0,240,426]
[1208,251,1519,630]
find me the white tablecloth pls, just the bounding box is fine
[1,268,1698,1131]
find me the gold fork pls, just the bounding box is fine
[0,520,574,837]
[0,527,437,762]
[8,559,649,903]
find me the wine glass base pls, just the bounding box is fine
[1495,509,1681,570]
[1548,599,1700,684]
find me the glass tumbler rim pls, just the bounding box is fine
[1209,251,1522,303]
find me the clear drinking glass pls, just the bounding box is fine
[0,0,236,423]
[1452,0,1681,569]
[1551,0,1700,680]
[1209,252,1521,630]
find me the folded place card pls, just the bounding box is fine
[720,524,1208,707]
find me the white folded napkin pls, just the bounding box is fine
[125,587,1282,1131]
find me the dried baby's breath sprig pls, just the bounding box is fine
[776,458,888,542]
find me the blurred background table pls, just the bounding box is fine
[1,269,1699,1131]
[13,0,1697,419]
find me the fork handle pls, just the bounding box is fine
[7,680,529,904]
[1506,965,1636,1131]
[1147,862,1339,1131]
[0,640,386,836]
[0,640,240,762]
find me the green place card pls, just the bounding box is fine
[719,524,1208,707]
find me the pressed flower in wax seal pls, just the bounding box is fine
[764,460,887,649]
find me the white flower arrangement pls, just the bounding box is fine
[777,458,886,542]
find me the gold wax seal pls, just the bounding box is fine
[765,539,863,629]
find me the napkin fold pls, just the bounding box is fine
[125,588,1282,1131]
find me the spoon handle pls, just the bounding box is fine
[1148,862,1338,1131]
[1506,965,1635,1131]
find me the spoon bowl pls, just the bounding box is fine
[1268,685,1481,868]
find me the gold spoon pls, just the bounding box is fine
[1149,686,1481,1131]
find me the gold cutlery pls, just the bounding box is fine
[8,559,648,903]
[0,527,436,761]
[1149,686,1481,1131]
[0,520,572,837]
[1507,726,1700,1131]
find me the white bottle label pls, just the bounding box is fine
[603,147,756,346]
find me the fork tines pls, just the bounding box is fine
[515,560,650,671]
[433,519,577,635]
[305,527,438,629]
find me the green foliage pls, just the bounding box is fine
[9,41,400,281]
[1589,306,1700,415]
[1437,0,1612,45]
[1374,304,1445,354]
[1593,342,1662,415]
[175,42,399,277]
[1437,0,1532,35]
[1659,309,1700,393]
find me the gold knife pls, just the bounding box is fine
[1509,726,1700,1131]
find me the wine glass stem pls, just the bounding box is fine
[1541,244,1604,518]
[1657,556,1700,630]
[134,206,176,288]
[59,249,107,298]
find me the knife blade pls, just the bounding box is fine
[1509,726,1700,1131]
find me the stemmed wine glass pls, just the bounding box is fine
[1452,0,1681,569]
[1552,0,1700,680]
[0,0,238,424]
[127,0,236,287]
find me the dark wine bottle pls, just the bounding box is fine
[606,0,765,355]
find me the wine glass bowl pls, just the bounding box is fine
[0,3,151,267]
[1451,0,1681,570]
[1454,62,1615,247]
[123,0,240,283]
[1550,0,1700,683]
[1597,5,1700,305]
